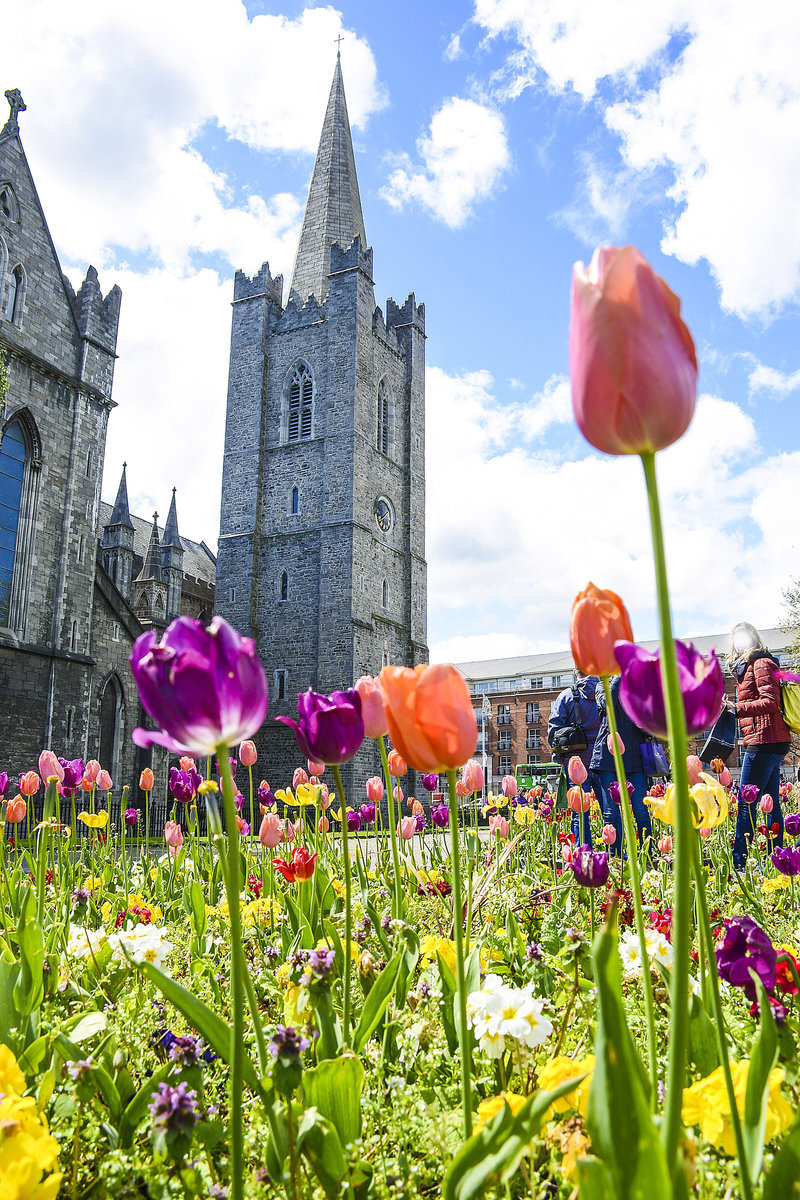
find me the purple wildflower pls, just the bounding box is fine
[149,1080,199,1135]
[168,1036,202,1067]
[716,915,777,1001]
[526,941,543,963]
[269,1025,310,1058]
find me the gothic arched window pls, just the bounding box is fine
[285,363,313,443]
[0,411,41,634]
[4,264,25,324]
[376,378,394,457]
[382,579,388,608]
[98,675,123,777]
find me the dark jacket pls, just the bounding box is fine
[547,676,601,768]
[735,650,790,747]
[590,675,645,773]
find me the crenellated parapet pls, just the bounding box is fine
[73,266,121,354]
[274,293,326,333]
[233,262,283,307]
[329,235,373,282]
[372,304,401,355]
[386,292,425,335]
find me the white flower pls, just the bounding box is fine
[619,931,643,975]
[466,975,552,1056]
[66,924,107,959]
[107,923,174,972]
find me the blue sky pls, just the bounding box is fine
[3,1,800,664]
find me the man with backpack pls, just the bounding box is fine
[548,671,601,846]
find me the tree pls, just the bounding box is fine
[781,577,800,670]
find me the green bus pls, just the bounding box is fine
[515,762,561,792]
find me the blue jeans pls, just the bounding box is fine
[570,773,598,846]
[594,769,652,857]
[733,751,785,867]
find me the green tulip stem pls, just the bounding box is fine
[447,767,472,1140]
[216,748,247,1200]
[248,763,255,864]
[36,780,57,926]
[331,764,352,1046]
[378,737,404,920]
[690,834,753,1200]
[602,675,659,1107]
[640,449,693,1171]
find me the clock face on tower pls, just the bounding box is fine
[375,497,393,533]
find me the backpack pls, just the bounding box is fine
[778,671,800,735]
[550,687,588,755]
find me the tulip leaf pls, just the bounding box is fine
[0,959,20,1048]
[303,1053,364,1148]
[575,1157,615,1200]
[743,980,779,1185]
[688,991,719,1078]
[67,1010,108,1043]
[13,888,44,1018]
[585,916,671,1200]
[351,949,403,1054]
[763,1109,800,1200]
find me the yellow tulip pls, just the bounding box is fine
[690,773,728,829]
[645,785,676,825]
[78,811,109,829]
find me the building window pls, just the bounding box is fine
[70,619,78,651]
[291,486,299,515]
[498,731,512,751]
[526,732,541,751]
[78,534,85,563]
[229,586,236,603]
[0,184,19,223]
[498,755,512,775]
[382,579,388,608]
[3,265,24,324]
[274,669,288,702]
[0,420,25,626]
[85,449,93,477]
[527,753,541,764]
[531,677,543,690]
[526,701,540,724]
[280,571,288,602]
[285,363,313,442]
[551,675,562,688]
[0,412,40,635]
[112,622,120,642]
[496,704,511,726]
[376,378,394,456]
[476,732,488,754]
[98,676,122,775]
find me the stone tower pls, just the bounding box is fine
[101,463,135,597]
[217,56,428,793]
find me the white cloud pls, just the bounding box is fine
[381,98,510,227]
[747,360,800,399]
[517,374,571,439]
[426,363,793,664]
[473,0,800,317]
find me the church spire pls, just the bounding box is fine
[109,462,134,529]
[138,513,163,582]
[162,487,180,548]
[288,56,367,305]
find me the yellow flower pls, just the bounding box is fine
[0,1089,63,1199]
[475,1091,527,1131]
[284,983,306,1025]
[419,935,456,975]
[482,793,507,816]
[690,774,729,829]
[82,875,103,891]
[0,1044,25,1097]
[514,806,536,825]
[273,788,295,806]
[682,1062,794,1156]
[537,1055,594,1120]
[761,874,792,894]
[77,811,109,829]
[330,879,345,899]
[646,786,676,824]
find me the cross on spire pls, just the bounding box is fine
[1,89,26,138]
[335,34,344,56]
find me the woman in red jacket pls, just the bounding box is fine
[726,622,790,867]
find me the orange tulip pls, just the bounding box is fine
[386,749,407,778]
[570,583,634,678]
[379,664,478,774]
[19,771,40,796]
[139,768,154,791]
[567,786,591,813]
[5,795,27,824]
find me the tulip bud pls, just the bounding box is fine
[84,759,101,783]
[318,814,329,832]
[239,740,257,767]
[293,767,309,789]
[393,785,404,806]
[259,813,285,848]
[567,756,588,785]
[19,771,40,796]
[567,786,591,813]
[97,769,113,791]
[307,759,324,777]
[354,675,388,738]
[164,820,183,849]
[571,583,634,678]
[502,775,518,799]
[657,835,673,854]
[387,749,407,778]
[719,767,732,788]
[462,760,484,793]
[139,768,154,791]
[601,823,617,845]
[397,816,415,840]
[5,795,27,824]
[179,756,197,774]
[760,794,774,814]
[607,733,625,755]
[489,814,509,839]
[38,750,64,784]
[686,755,703,786]
[366,776,384,805]
[455,780,469,797]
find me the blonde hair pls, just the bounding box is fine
[726,622,766,672]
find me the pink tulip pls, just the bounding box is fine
[394,785,404,806]
[293,767,309,789]
[164,820,183,849]
[455,780,469,798]
[19,772,40,796]
[318,785,331,809]
[570,245,697,456]
[307,759,324,777]
[502,775,518,799]
[462,759,484,794]
[568,756,588,785]
[567,785,591,813]
[658,835,673,854]
[179,756,197,773]
[239,740,258,767]
[318,814,330,833]
[354,674,388,738]
[686,755,703,786]
[397,816,416,840]
[84,759,101,783]
[97,769,113,791]
[607,733,624,755]
[259,813,285,848]
[366,776,384,805]
[489,814,509,839]
[601,824,617,845]
[38,751,64,784]
[719,767,732,788]
[285,818,301,840]
[760,794,774,814]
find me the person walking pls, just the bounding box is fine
[726,622,790,868]
[590,675,652,856]
[548,671,601,845]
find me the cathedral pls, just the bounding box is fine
[1,55,427,798]
[216,55,428,794]
[0,89,214,790]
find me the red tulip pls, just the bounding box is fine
[570,245,697,456]
[272,846,317,882]
[380,664,478,774]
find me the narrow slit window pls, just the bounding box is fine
[291,486,299,515]
[280,571,288,601]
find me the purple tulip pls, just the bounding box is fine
[0,773,9,798]
[740,784,759,805]
[415,812,426,832]
[259,783,276,808]
[131,616,268,756]
[420,773,438,792]
[168,767,202,804]
[346,810,362,832]
[570,845,610,888]
[772,846,800,877]
[59,757,84,796]
[431,802,450,828]
[716,915,777,1001]
[359,802,376,823]
[785,812,800,838]
[277,689,364,765]
[609,780,634,805]
[124,808,139,828]
[234,792,244,812]
[614,639,724,739]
